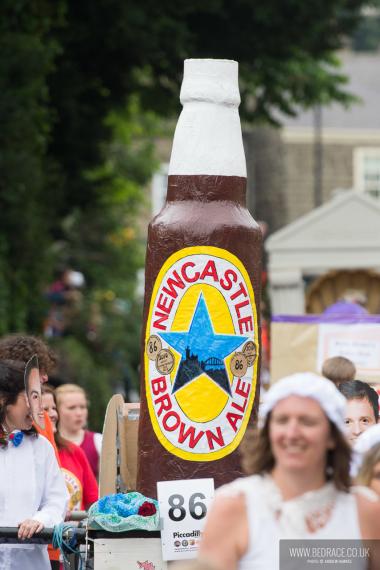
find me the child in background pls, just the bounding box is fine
[322,355,356,387]
[42,385,98,513]
[55,384,102,479]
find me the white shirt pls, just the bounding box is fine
[0,433,68,570]
[217,475,364,570]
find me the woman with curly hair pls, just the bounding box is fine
[0,360,67,570]
[199,373,380,570]
[0,335,57,380]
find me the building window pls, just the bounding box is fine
[354,147,380,198]
[151,163,169,216]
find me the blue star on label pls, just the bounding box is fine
[160,293,248,395]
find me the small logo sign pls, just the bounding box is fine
[145,246,259,461]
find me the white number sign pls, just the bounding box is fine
[157,478,214,561]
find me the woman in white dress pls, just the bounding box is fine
[0,360,68,570]
[199,373,380,570]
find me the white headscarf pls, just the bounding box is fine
[259,372,347,434]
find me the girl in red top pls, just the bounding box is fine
[42,386,98,512]
[55,384,102,479]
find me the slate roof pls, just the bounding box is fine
[280,51,380,130]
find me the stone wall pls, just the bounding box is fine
[244,127,380,229]
[283,141,355,223]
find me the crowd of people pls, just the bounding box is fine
[0,330,380,569]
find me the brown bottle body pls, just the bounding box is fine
[137,175,262,498]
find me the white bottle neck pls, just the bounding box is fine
[168,59,247,177]
[168,100,247,177]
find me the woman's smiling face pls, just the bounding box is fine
[269,395,334,473]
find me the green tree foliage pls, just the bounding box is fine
[0,1,63,333]
[58,0,364,122]
[57,96,159,290]
[47,1,369,156]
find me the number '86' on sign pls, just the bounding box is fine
[168,492,207,521]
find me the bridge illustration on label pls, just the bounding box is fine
[175,347,231,394]
[159,293,248,396]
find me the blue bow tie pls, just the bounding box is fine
[9,431,24,447]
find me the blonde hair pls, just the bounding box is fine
[356,443,380,487]
[55,383,87,407]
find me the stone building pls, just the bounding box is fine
[245,51,380,232]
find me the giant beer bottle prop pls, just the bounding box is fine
[137,59,262,497]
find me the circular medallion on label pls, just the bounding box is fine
[144,246,259,461]
[230,352,248,378]
[146,335,162,361]
[156,349,175,375]
[242,340,257,367]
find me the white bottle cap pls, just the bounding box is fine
[180,59,240,106]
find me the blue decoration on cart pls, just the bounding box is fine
[88,492,159,532]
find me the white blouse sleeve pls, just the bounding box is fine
[32,439,68,527]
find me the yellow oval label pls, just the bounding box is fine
[144,246,259,461]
